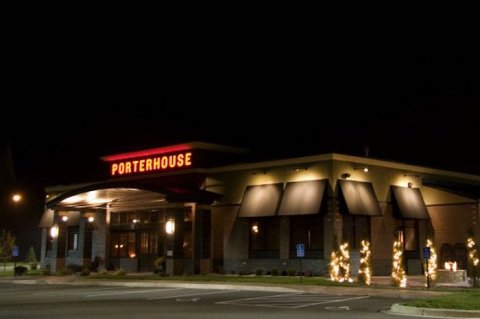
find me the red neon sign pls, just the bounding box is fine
[110,151,192,176]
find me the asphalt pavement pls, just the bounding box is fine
[1,275,478,318]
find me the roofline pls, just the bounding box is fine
[100,141,249,162]
[208,153,480,182]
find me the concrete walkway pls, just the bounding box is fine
[1,275,479,318]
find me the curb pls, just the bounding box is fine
[387,303,480,318]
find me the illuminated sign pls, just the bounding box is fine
[110,151,192,176]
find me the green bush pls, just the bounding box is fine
[271,268,279,276]
[287,268,296,276]
[30,262,38,270]
[113,268,127,276]
[80,267,90,276]
[255,268,263,276]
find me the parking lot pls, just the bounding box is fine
[0,283,410,319]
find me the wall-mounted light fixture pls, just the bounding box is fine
[354,166,369,173]
[165,219,175,235]
[403,173,420,178]
[87,216,95,223]
[251,170,267,176]
[407,182,413,188]
[340,173,351,179]
[50,225,59,238]
[61,216,69,222]
[292,166,308,172]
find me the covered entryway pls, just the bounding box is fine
[40,181,221,275]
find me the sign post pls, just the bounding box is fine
[12,246,19,277]
[296,243,305,283]
[423,247,431,289]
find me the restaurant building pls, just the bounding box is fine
[39,142,480,277]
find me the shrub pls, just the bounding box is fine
[30,262,38,270]
[98,269,108,276]
[287,268,296,276]
[281,270,287,276]
[255,268,263,276]
[113,268,127,276]
[14,266,28,276]
[25,246,37,263]
[80,267,90,276]
[42,268,50,276]
[271,268,279,276]
[67,264,83,273]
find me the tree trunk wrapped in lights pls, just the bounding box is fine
[425,239,437,282]
[357,240,371,285]
[329,238,352,283]
[391,240,407,287]
[467,236,479,286]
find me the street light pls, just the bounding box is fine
[12,193,22,203]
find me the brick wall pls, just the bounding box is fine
[428,203,480,258]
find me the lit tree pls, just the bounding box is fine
[358,240,371,285]
[391,239,407,287]
[467,235,479,286]
[329,237,352,283]
[425,239,437,283]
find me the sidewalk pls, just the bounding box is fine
[2,274,479,318]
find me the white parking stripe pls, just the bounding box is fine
[32,287,119,295]
[216,293,302,305]
[86,287,181,297]
[218,293,370,309]
[291,295,370,308]
[148,290,239,300]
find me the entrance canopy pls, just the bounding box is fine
[46,181,222,211]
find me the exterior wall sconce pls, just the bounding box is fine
[165,219,175,235]
[251,170,267,176]
[340,173,351,179]
[403,173,420,178]
[252,224,259,233]
[408,182,413,188]
[61,216,69,222]
[50,225,59,238]
[354,166,369,173]
[292,166,308,172]
[87,216,95,223]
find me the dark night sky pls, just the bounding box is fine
[1,51,479,258]
[7,54,479,185]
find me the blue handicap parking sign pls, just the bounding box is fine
[423,247,431,259]
[12,246,19,257]
[296,243,305,258]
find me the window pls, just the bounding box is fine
[342,215,370,250]
[68,226,79,251]
[249,217,279,258]
[110,232,136,257]
[404,219,418,251]
[140,232,158,254]
[290,215,324,258]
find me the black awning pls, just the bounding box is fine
[338,180,382,216]
[237,183,283,217]
[278,179,327,216]
[391,186,429,219]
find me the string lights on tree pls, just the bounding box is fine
[358,240,371,285]
[425,238,437,283]
[329,239,353,283]
[467,235,479,286]
[391,240,407,287]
